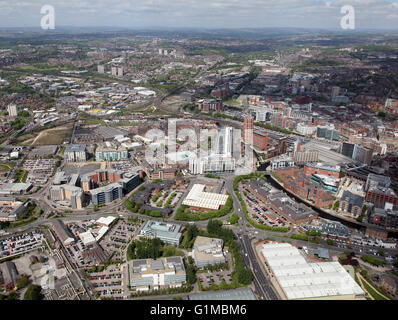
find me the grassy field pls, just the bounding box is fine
[33,127,72,145]
[0,162,15,172]
[15,133,36,145]
[84,118,106,125]
[17,124,73,146]
[224,99,248,106]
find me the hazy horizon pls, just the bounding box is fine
[0,0,398,30]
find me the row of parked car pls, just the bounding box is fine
[93,281,121,288]
[90,274,121,281]
[0,230,44,258]
[244,187,288,228]
[66,237,86,265]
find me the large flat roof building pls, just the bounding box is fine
[51,219,75,246]
[365,173,398,207]
[189,156,236,175]
[95,143,128,161]
[193,236,226,268]
[64,144,87,162]
[89,183,123,206]
[189,288,256,300]
[129,256,186,291]
[140,220,182,246]
[0,183,32,195]
[182,184,229,211]
[49,184,83,209]
[0,198,26,222]
[259,242,364,300]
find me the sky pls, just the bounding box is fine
[0,0,398,30]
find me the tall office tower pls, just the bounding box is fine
[341,142,357,158]
[354,146,373,166]
[7,104,17,117]
[243,115,254,142]
[331,86,340,98]
[158,48,163,55]
[215,127,234,157]
[64,145,87,162]
[117,67,124,77]
[279,138,288,154]
[224,127,234,157]
[97,65,105,73]
[111,66,118,76]
[293,139,302,155]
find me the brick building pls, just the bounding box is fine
[339,191,364,217]
[304,164,340,179]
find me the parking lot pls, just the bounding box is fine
[198,269,233,289]
[196,251,234,290]
[63,163,101,175]
[149,190,183,209]
[23,159,58,185]
[99,219,137,261]
[88,265,124,299]
[0,230,45,259]
[109,160,138,172]
[62,218,137,266]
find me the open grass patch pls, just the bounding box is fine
[0,162,15,172]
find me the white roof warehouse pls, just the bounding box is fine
[259,242,365,300]
[182,184,229,211]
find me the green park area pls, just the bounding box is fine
[0,162,15,172]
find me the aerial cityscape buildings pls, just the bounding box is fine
[0,15,398,305]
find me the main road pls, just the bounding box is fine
[238,233,279,300]
[222,174,280,300]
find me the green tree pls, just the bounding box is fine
[24,284,42,300]
[5,291,19,300]
[16,275,29,290]
[227,214,239,225]
[186,265,196,285]
[236,265,253,285]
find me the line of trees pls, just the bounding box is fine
[361,255,385,267]
[206,219,252,286]
[180,225,199,249]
